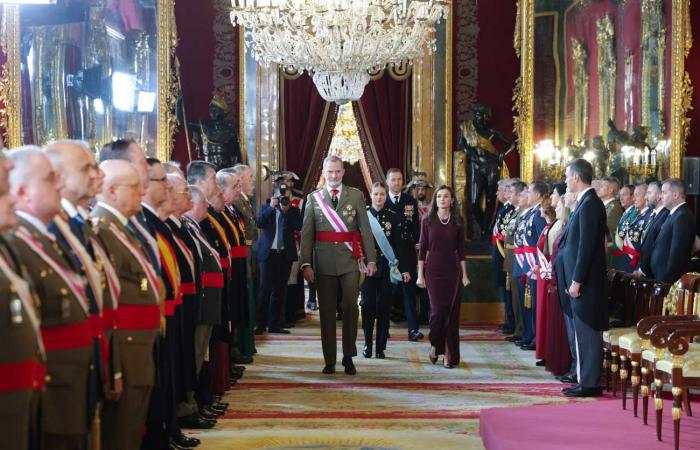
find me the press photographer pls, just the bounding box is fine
[254,184,302,335]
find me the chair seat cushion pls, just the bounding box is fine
[619,332,642,352]
[603,327,636,345]
[642,349,657,362]
[656,353,700,377]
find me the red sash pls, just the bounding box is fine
[0,360,46,392]
[42,322,92,351]
[315,231,364,259]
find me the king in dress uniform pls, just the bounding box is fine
[300,155,377,375]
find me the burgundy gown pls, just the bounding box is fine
[535,222,553,360]
[419,217,466,366]
[544,231,573,376]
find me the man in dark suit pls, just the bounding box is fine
[385,168,423,341]
[635,181,669,278]
[555,158,608,398]
[646,179,696,283]
[255,188,302,334]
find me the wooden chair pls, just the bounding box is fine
[618,280,669,416]
[603,270,636,395]
[636,278,691,426]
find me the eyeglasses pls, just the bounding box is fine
[149,176,167,183]
[174,188,192,195]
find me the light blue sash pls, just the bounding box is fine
[367,210,403,284]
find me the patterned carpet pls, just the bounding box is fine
[190,312,581,449]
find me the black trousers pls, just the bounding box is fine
[361,275,393,352]
[257,252,292,330]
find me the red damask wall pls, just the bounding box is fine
[475,0,520,177]
[686,0,700,159]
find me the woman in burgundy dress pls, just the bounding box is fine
[416,185,470,368]
[544,189,574,376]
[534,203,559,364]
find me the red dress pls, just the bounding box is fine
[544,231,573,376]
[535,223,553,360]
[418,217,466,366]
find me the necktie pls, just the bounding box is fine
[331,189,339,209]
[275,210,284,249]
[394,195,399,204]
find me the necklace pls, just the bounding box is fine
[438,214,451,225]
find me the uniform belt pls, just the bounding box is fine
[180,282,196,295]
[219,257,230,269]
[315,231,364,259]
[202,272,224,288]
[41,321,92,352]
[116,304,161,330]
[0,360,46,392]
[491,233,505,245]
[230,246,248,259]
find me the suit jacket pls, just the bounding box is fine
[14,217,93,435]
[638,208,670,275]
[300,185,377,276]
[554,188,609,331]
[255,203,302,262]
[648,204,696,283]
[91,205,159,388]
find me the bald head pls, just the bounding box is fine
[44,139,100,206]
[8,146,63,224]
[98,160,143,218]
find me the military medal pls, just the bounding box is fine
[9,298,23,324]
[140,277,149,291]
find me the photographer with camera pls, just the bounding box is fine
[254,182,302,334]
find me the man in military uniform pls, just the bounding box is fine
[0,151,45,450]
[9,147,94,450]
[406,172,433,324]
[183,185,229,417]
[92,160,161,450]
[518,182,547,351]
[611,183,645,272]
[229,164,258,360]
[506,181,529,344]
[619,184,651,272]
[492,179,516,334]
[44,140,115,446]
[385,168,423,341]
[300,155,377,375]
[598,176,624,265]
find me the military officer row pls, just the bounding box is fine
[492,175,696,388]
[0,139,260,450]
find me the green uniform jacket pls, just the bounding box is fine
[14,217,93,436]
[91,206,160,388]
[300,185,377,277]
[0,235,44,449]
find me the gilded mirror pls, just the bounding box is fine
[514,0,692,182]
[1,0,175,159]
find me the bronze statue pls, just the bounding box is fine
[457,103,514,240]
[177,94,242,169]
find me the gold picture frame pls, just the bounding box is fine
[513,0,693,180]
[0,1,177,161]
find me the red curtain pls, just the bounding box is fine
[281,73,338,194]
[353,75,409,181]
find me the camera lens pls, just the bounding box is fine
[280,196,290,206]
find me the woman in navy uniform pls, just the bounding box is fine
[361,182,413,359]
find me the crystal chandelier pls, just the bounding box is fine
[230,0,449,104]
[329,104,363,164]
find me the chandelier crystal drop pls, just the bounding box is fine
[230,0,449,104]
